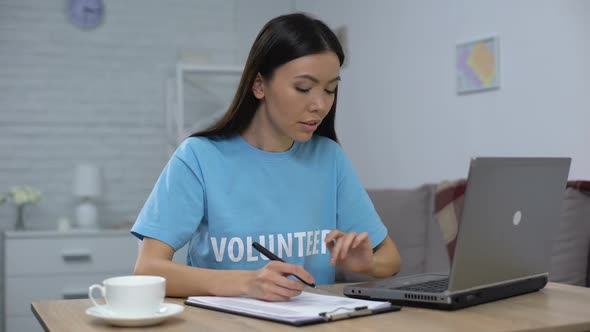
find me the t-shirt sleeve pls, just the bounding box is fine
[131,142,205,251]
[335,146,388,249]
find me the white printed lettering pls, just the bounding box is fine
[246,236,258,262]
[211,230,332,263]
[258,235,268,260]
[211,237,227,262]
[277,233,292,258]
[312,230,320,255]
[306,231,314,256]
[268,234,275,256]
[294,232,306,257]
[227,237,244,262]
[321,230,331,254]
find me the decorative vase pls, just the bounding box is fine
[15,205,25,231]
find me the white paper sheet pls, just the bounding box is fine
[186,291,392,324]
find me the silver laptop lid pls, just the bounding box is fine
[448,157,570,292]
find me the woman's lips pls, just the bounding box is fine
[299,121,319,132]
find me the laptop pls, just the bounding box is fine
[344,157,571,310]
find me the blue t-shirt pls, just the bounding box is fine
[131,134,387,285]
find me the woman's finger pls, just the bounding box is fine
[338,232,357,260]
[329,236,343,264]
[259,282,293,302]
[257,264,305,300]
[351,232,369,249]
[267,261,315,290]
[325,229,344,244]
[325,229,344,263]
[265,276,304,298]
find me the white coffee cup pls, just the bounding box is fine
[88,275,166,317]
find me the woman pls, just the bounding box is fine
[132,13,401,302]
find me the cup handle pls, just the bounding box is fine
[88,284,105,307]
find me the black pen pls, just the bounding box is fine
[252,242,316,288]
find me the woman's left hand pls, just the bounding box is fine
[325,229,373,274]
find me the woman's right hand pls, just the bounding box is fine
[244,261,314,302]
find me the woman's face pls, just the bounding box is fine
[251,51,341,147]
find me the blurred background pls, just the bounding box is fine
[1,1,589,329]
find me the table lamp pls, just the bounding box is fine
[73,163,102,229]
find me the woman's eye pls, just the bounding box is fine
[325,89,336,95]
[295,87,311,93]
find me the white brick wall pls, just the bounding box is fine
[0,0,294,231]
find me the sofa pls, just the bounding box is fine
[336,181,590,287]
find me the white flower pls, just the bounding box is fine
[3,186,42,207]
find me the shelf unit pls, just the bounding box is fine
[166,63,243,150]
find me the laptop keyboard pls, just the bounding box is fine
[395,278,449,293]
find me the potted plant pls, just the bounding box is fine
[0,186,42,230]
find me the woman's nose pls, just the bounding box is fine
[310,93,329,113]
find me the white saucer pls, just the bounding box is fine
[86,303,184,327]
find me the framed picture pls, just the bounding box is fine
[456,36,499,94]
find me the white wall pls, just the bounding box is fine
[0,0,294,231]
[296,0,590,188]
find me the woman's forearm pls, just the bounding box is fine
[369,236,401,278]
[134,258,253,297]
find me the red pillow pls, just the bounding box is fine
[434,180,467,262]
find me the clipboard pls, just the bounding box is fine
[184,291,401,326]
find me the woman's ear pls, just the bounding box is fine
[252,73,265,100]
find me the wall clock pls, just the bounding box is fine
[68,0,104,29]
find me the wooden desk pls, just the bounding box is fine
[32,282,590,332]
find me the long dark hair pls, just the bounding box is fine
[191,13,345,142]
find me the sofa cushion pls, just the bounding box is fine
[549,187,590,286]
[368,185,434,276]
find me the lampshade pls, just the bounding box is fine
[73,163,102,198]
